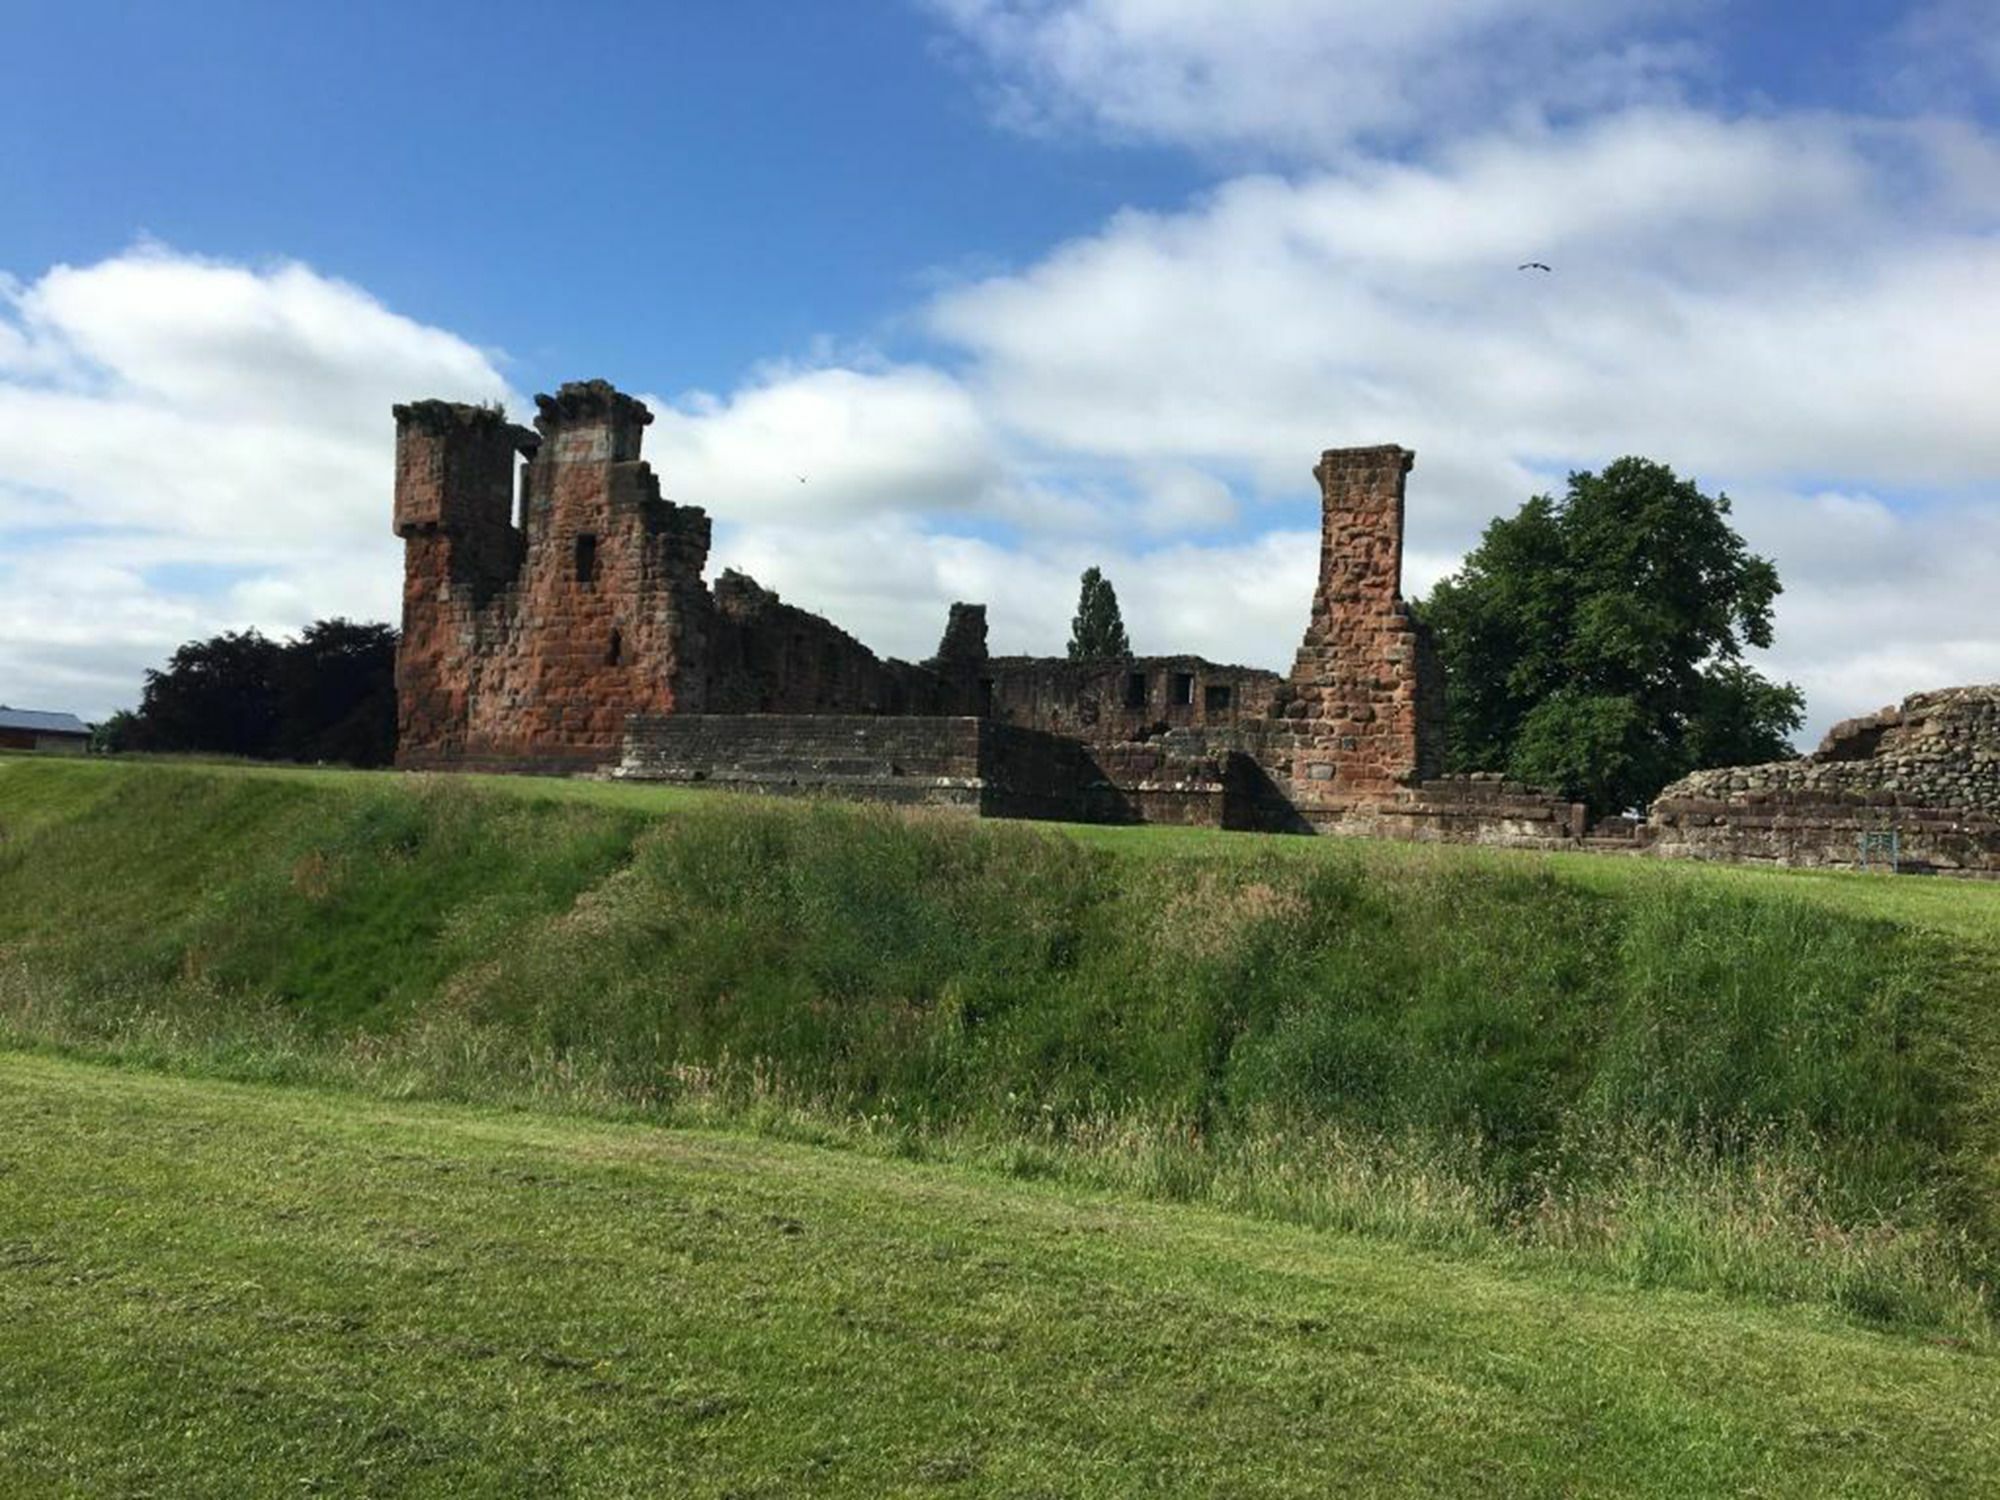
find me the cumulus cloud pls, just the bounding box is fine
[644,362,1002,520]
[713,512,1316,667]
[0,245,513,717]
[930,109,2000,509]
[928,0,1703,156]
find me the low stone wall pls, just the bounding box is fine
[618,714,988,811]
[615,715,1246,828]
[1647,788,2000,875]
[1312,773,1586,849]
[1090,739,1235,827]
[1646,685,2000,876]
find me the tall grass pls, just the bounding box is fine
[1,759,1993,1334]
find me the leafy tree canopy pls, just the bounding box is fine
[1416,458,1803,815]
[1066,566,1132,661]
[120,619,399,767]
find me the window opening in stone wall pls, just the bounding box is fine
[1171,672,1194,706]
[575,533,598,585]
[978,678,994,715]
[607,628,623,666]
[1125,672,1148,709]
[1204,683,1232,713]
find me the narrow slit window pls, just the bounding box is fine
[575,533,598,585]
[607,628,623,666]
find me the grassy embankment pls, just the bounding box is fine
[2,753,1998,1341]
[5,1050,1998,1498]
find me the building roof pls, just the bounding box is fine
[0,706,91,736]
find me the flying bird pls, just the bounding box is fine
[1518,262,1552,272]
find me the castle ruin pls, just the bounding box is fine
[393,379,1999,872]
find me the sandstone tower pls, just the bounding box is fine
[393,381,713,770]
[1281,445,1445,816]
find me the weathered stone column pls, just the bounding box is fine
[1282,444,1440,813]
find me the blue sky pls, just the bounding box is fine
[0,1,1202,392]
[2,0,1997,738]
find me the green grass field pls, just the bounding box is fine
[2,753,1999,1494]
[4,1051,1996,1498]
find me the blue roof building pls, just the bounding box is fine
[0,706,93,753]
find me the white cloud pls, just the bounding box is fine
[905,105,2000,736]
[644,362,1001,520]
[0,245,513,718]
[713,512,1315,667]
[929,0,1703,155]
[930,109,2000,515]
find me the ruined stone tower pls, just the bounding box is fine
[393,381,714,769]
[1281,445,1445,815]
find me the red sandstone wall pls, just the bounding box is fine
[458,388,709,763]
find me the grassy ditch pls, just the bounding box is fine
[2,755,1996,1335]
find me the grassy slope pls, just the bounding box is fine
[3,753,1999,1332]
[3,1051,1996,1500]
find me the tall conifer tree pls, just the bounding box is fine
[1067,567,1132,660]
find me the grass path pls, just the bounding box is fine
[3,1052,1995,1498]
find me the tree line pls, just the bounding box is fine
[96,619,398,767]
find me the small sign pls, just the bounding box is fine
[1857,829,1899,874]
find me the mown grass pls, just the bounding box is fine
[2,753,1997,1338]
[4,1052,1997,1499]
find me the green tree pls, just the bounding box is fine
[89,710,139,754]
[1417,458,1803,814]
[1066,566,1131,661]
[124,619,400,766]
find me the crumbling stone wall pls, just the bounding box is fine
[1647,685,2000,874]
[981,654,1282,744]
[702,570,968,717]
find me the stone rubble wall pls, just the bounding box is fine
[1646,685,2000,875]
[1365,774,1589,849]
[394,383,976,773]
[618,714,988,812]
